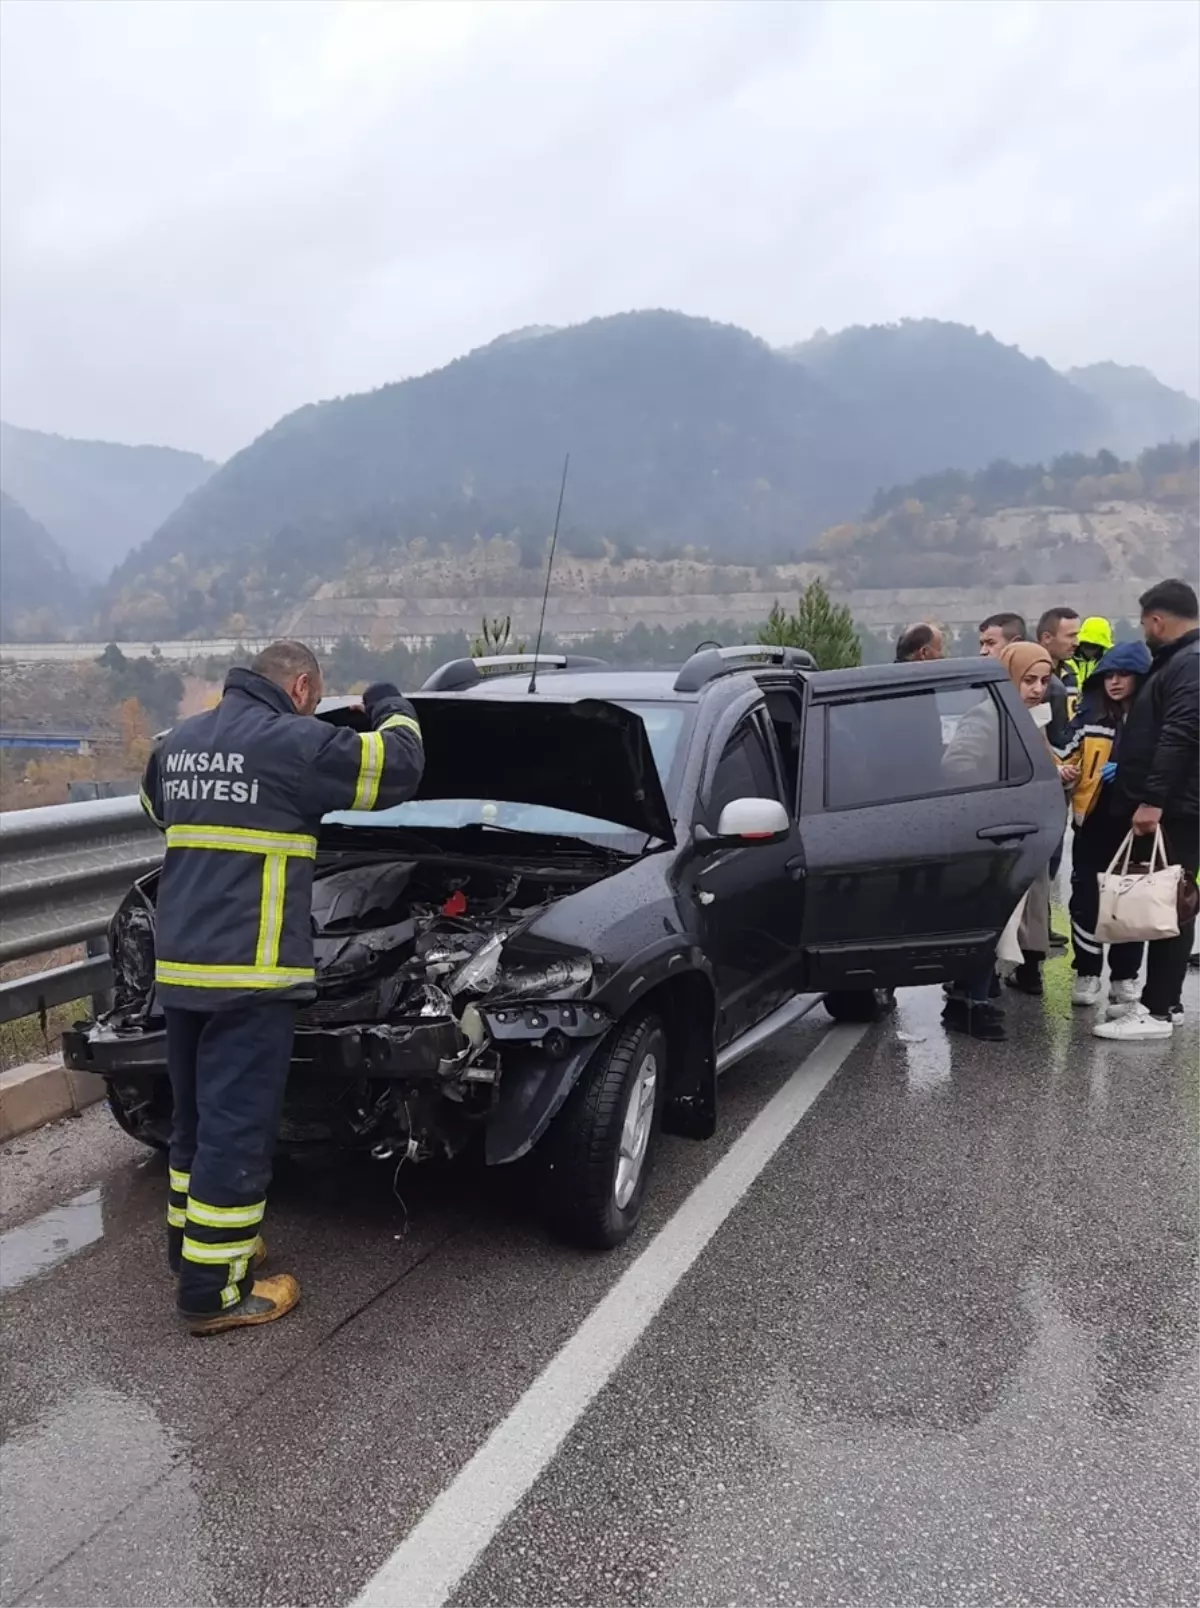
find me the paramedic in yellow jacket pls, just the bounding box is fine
[1067,616,1115,689]
[1054,639,1152,1009]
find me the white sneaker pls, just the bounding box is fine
[1071,976,1103,1006]
[1093,1004,1173,1041]
[1103,1002,1137,1021]
[1108,978,1141,1006]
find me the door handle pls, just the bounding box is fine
[976,824,1037,841]
[785,854,805,879]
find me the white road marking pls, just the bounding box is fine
[351,1022,866,1608]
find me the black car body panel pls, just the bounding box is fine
[64,652,1062,1190]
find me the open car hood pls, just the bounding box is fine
[318,694,675,843]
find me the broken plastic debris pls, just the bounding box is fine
[448,933,504,995]
[404,983,452,1019]
[458,1003,487,1049]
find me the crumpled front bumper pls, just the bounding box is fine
[61,999,611,1085]
[62,1018,464,1082]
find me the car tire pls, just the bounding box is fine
[822,987,896,1023]
[106,1087,170,1152]
[539,1013,667,1250]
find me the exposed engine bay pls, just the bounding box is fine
[99,851,612,1164]
[305,856,596,1026]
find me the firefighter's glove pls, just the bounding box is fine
[363,682,411,729]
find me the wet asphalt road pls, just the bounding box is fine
[1,971,1197,1608]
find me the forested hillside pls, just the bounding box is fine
[818,441,1199,590]
[0,491,82,639]
[1065,362,1200,460]
[0,421,216,579]
[787,319,1105,484]
[101,312,1198,638]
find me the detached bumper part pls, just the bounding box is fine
[63,1001,609,1082]
[64,1018,464,1081]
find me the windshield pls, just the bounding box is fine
[324,700,689,845]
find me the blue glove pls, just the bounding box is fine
[1100,761,1117,784]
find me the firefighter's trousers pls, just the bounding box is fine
[164,1002,295,1316]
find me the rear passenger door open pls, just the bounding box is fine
[795,672,1064,992]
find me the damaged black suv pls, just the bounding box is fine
[63,646,1063,1247]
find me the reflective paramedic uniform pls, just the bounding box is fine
[139,667,424,1316]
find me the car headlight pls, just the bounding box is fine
[495,954,593,1000]
[448,934,595,1002]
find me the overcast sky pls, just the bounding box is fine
[1,0,1197,462]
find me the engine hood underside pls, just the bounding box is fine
[320,693,675,843]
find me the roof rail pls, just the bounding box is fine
[673,643,817,694]
[420,653,608,693]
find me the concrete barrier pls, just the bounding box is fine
[0,1055,106,1142]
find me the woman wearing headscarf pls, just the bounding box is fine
[1000,640,1074,997]
[1054,638,1153,1009]
[941,641,1071,1037]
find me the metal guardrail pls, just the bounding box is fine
[0,796,162,1024]
[0,731,103,752]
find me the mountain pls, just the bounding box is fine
[0,421,216,581]
[105,312,871,635]
[0,490,83,640]
[1065,362,1200,459]
[787,318,1110,482]
[817,440,1199,592]
[102,311,1200,638]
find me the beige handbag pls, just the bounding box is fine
[1095,828,1182,944]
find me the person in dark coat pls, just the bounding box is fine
[1055,639,1153,1009]
[1094,580,1199,1041]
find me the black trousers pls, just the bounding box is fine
[165,1002,295,1316]
[1070,814,1144,982]
[1143,818,1200,1018]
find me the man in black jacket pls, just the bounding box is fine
[1095,580,1199,1041]
[140,641,425,1331]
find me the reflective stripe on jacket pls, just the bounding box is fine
[1056,717,1116,827]
[140,668,424,1010]
[1055,640,1152,827]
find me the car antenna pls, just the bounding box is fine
[528,452,570,694]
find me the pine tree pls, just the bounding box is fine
[756,579,862,668]
[471,615,526,656]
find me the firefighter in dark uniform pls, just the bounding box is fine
[139,641,424,1335]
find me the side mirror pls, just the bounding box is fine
[706,796,790,847]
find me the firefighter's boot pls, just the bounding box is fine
[186,1273,300,1337]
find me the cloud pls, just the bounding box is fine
[1,0,1196,459]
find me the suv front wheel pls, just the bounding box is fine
[540,1012,667,1250]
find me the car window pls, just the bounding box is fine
[825,685,1018,810]
[763,688,804,813]
[709,718,781,823]
[625,702,688,799]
